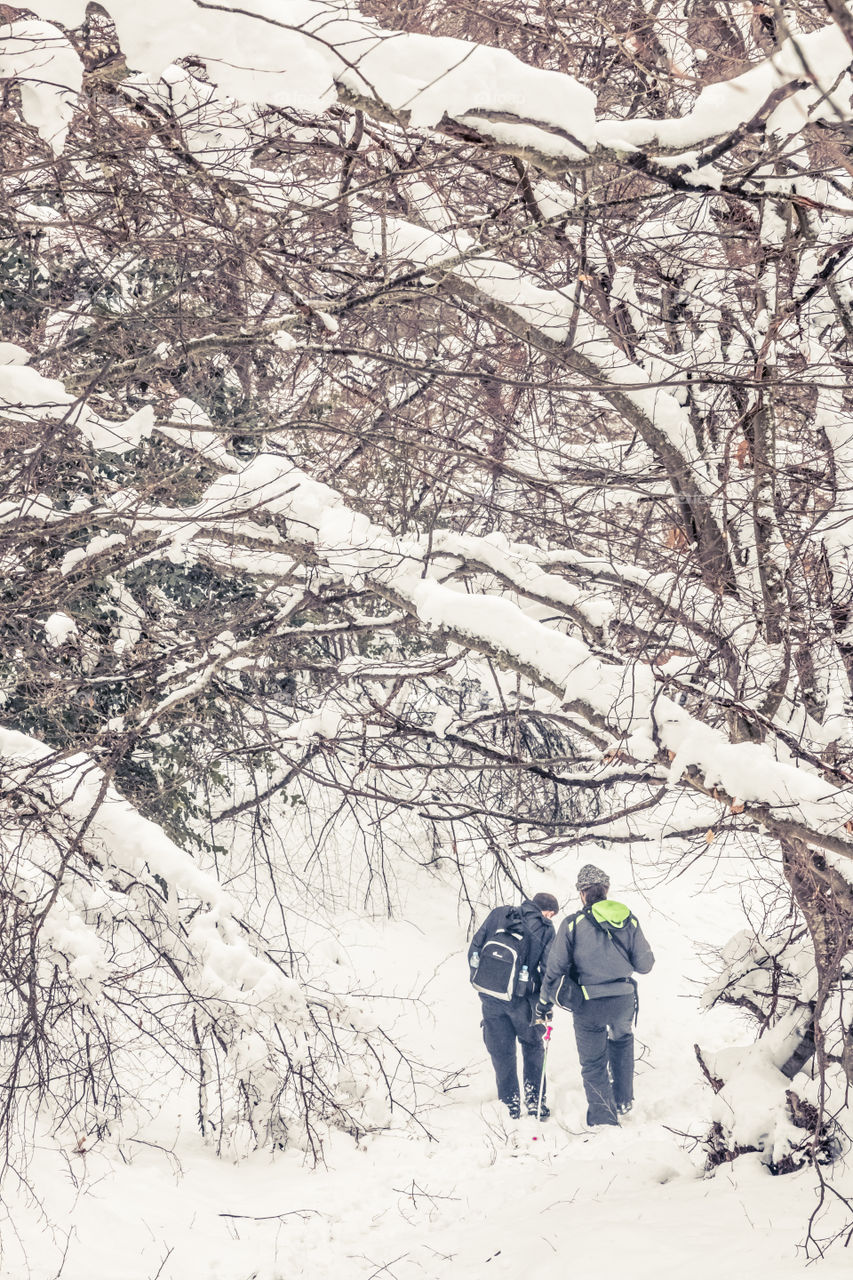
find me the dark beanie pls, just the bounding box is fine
[531,891,559,913]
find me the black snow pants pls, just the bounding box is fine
[480,996,545,1113]
[572,991,635,1126]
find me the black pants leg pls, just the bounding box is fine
[607,1029,635,1108]
[572,993,634,1126]
[482,1010,521,1110]
[481,999,544,1112]
[511,1005,546,1111]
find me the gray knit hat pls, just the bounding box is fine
[576,862,609,891]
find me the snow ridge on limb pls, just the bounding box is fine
[20,0,853,171]
[15,374,845,878]
[0,19,82,153]
[595,21,853,154]
[0,724,304,1011]
[23,0,596,156]
[0,721,417,1150]
[427,528,615,639]
[165,451,853,875]
[0,355,154,455]
[350,208,734,594]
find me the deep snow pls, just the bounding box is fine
[2,843,852,1279]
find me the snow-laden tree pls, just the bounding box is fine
[4,0,853,1169]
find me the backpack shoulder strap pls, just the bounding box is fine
[582,905,634,965]
[565,908,584,933]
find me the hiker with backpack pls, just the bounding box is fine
[468,892,559,1120]
[536,864,654,1127]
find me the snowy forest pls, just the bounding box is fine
[4,0,853,1275]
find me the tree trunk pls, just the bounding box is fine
[781,836,853,1083]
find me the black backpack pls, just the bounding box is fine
[470,916,532,1002]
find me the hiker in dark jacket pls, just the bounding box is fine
[537,864,654,1127]
[469,893,559,1120]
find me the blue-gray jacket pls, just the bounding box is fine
[542,899,654,1003]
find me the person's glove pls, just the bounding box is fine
[534,1001,553,1023]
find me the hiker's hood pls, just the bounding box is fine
[589,899,632,928]
[513,899,552,933]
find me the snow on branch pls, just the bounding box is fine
[0,351,154,456]
[24,0,596,157]
[597,21,853,153]
[346,206,733,591]
[0,723,304,1016]
[18,0,853,168]
[428,528,615,639]
[8,342,843,877]
[349,210,711,470]
[142,449,853,878]
[0,716,435,1150]
[0,19,82,153]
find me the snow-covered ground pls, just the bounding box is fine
[2,845,851,1279]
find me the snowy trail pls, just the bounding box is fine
[2,848,851,1279]
[8,1090,846,1280]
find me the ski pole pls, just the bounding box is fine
[535,1023,552,1122]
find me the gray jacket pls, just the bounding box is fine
[542,899,654,1002]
